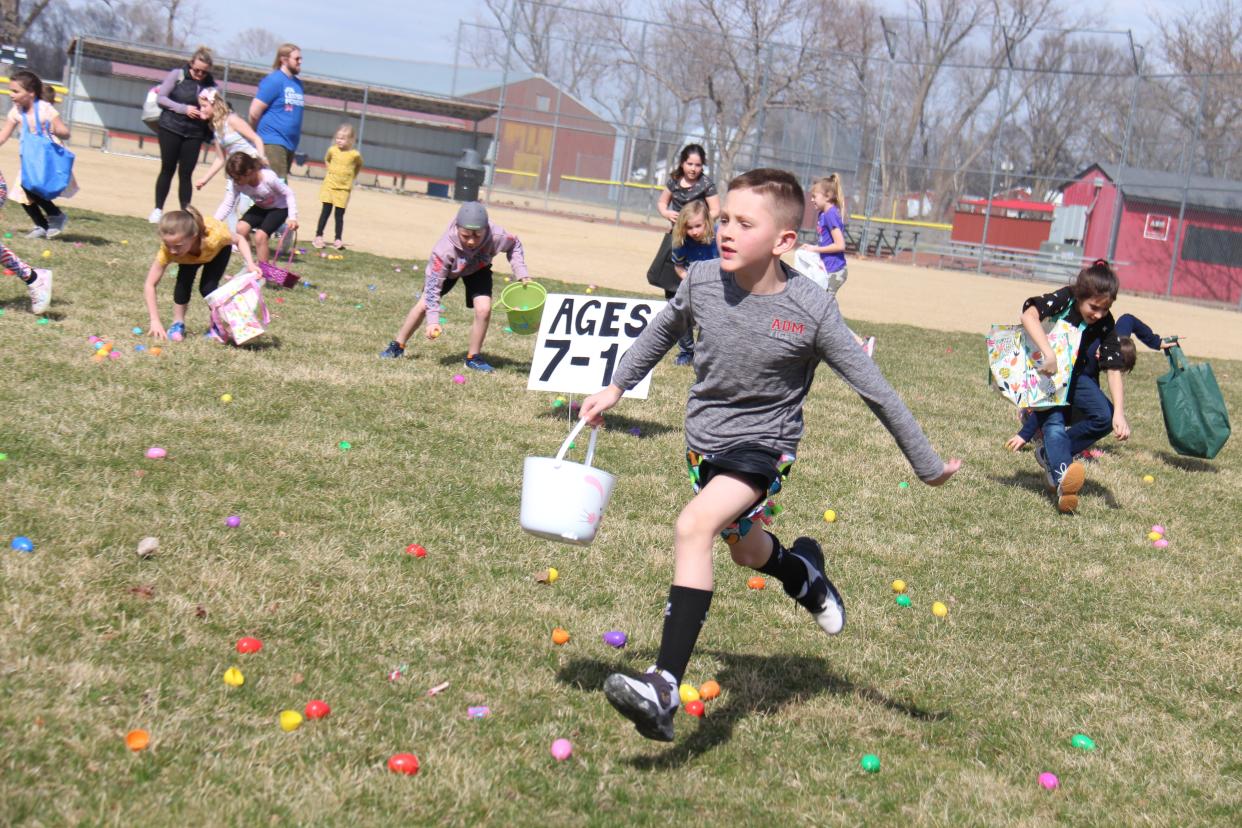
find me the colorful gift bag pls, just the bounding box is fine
[986,318,1083,409]
[206,271,269,345]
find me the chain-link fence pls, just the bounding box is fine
[457,7,1242,307]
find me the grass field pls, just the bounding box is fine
[1,209,1240,825]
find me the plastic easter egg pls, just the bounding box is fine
[35,317,48,325]
[452,374,466,384]
[602,631,627,648]
[896,594,912,607]
[11,536,34,552]
[699,680,720,700]
[89,335,100,343]
[279,710,303,732]
[224,515,241,528]
[1147,531,1162,541]
[125,729,150,751]
[898,481,909,489]
[145,447,166,459]
[388,752,420,774]
[1038,772,1059,790]
[551,627,570,645]
[546,567,558,583]
[823,509,837,523]
[1151,524,1165,535]
[1070,733,1096,751]
[405,543,427,558]
[467,706,490,718]
[932,601,948,618]
[338,441,352,451]
[684,700,704,717]
[892,579,907,593]
[747,575,766,590]
[1142,474,1154,484]
[121,240,129,245]
[235,637,262,654]
[220,393,233,403]
[304,699,330,719]
[41,250,51,258]
[0,452,7,462]
[132,326,143,335]
[108,351,121,360]
[550,738,573,761]
[150,347,161,356]
[222,667,245,687]
[318,292,327,301]
[1153,539,1169,548]
[134,345,145,352]
[860,754,881,773]
[679,683,700,703]
[94,341,105,350]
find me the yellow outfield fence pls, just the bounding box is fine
[849,213,953,231]
[561,174,662,190]
[494,167,539,178]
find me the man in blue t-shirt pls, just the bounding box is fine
[248,44,304,180]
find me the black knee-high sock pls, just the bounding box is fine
[654,585,713,685]
[757,531,821,608]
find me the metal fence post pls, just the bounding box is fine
[64,36,83,130]
[452,20,462,97]
[544,88,562,210]
[861,20,898,255]
[977,23,1017,275]
[1106,38,1142,262]
[486,14,516,200]
[1166,72,1210,297]
[357,85,369,152]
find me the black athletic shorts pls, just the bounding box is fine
[439,266,494,308]
[240,205,289,237]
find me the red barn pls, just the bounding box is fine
[1061,163,1242,304]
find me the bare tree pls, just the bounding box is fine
[0,0,57,45]
[231,26,281,63]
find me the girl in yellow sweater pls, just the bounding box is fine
[313,124,363,249]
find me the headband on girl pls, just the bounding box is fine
[198,87,219,103]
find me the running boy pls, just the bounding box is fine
[379,202,529,373]
[578,169,960,742]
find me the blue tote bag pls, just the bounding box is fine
[19,106,75,201]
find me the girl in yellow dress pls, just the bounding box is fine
[313,124,363,249]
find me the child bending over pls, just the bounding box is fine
[215,152,297,263]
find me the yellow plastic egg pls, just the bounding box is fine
[41,250,51,258]
[1147,531,1162,541]
[1143,474,1155,484]
[931,601,948,618]
[222,667,245,687]
[547,567,559,583]
[220,393,233,404]
[679,683,700,703]
[891,579,907,594]
[823,509,837,523]
[279,710,303,732]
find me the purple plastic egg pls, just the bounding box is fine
[224,515,241,528]
[602,630,628,648]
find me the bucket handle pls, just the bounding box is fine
[555,418,598,468]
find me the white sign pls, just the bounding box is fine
[527,293,667,399]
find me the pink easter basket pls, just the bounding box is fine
[257,231,300,289]
[206,271,270,345]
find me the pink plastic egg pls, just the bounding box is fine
[1151,524,1165,535]
[452,375,466,385]
[145,447,166,459]
[1153,538,1169,548]
[1038,772,1059,790]
[550,738,573,761]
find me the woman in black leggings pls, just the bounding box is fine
[151,46,216,222]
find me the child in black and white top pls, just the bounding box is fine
[579,169,960,742]
[215,152,298,263]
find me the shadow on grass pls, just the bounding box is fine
[436,352,529,372]
[61,234,111,247]
[535,408,679,439]
[1158,451,1220,473]
[0,296,70,320]
[987,471,1121,509]
[557,652,949,768]
[238,335,283,351]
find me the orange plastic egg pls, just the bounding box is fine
[747,576,766,590]
[699,680,721,700]
[125,729,150,751]
[551,627,570,645]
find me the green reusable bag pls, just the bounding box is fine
[1157,344,1231,459]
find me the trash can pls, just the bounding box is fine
[454,148,486,202]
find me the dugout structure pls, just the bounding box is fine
[60,35,497,191]
[1061,163,1242,305]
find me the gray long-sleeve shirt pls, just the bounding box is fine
[611,259,946,482]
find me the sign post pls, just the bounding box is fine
[527,293,667,399]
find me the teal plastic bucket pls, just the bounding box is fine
[499,281,546,335]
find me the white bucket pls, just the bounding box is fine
[520,418,616,546]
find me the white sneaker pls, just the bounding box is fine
[26,227,46,239]
[862,336,877,358]
[148,208,162,223]
[27,268,52,314]
[45,214,66,239]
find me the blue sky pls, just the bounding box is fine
[203,0,1158,68]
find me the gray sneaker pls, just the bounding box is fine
[27,268,52,314]
[45,214,67,239]
[26,227,46,239]
[603,667,679,742]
